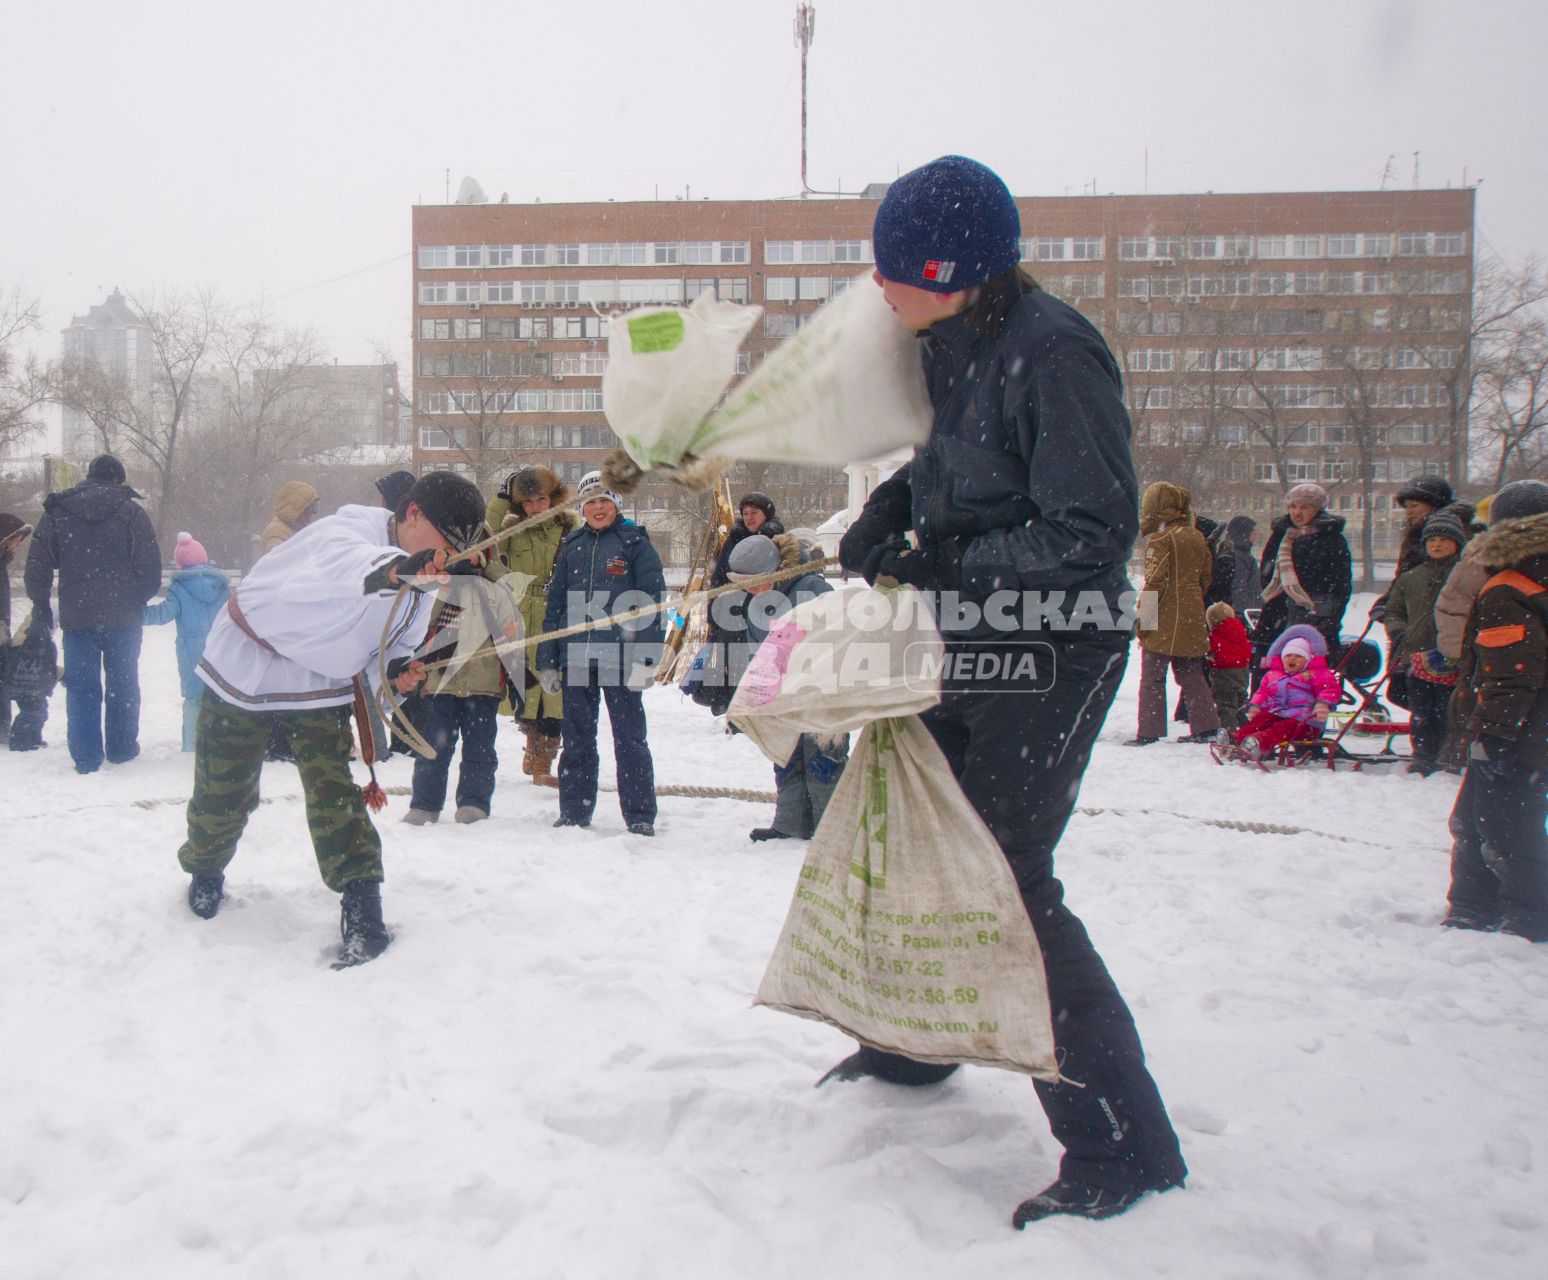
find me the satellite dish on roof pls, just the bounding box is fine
[455,176,488,205]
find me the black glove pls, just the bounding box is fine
[446,555,484,577]
[363,549,443,594]
[839,470,914,576]
[864,536,965,591]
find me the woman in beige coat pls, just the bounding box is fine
[1131,481,1221,744]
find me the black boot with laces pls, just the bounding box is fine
[333,881,391,969]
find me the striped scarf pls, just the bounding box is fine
[1262,526,1315,610]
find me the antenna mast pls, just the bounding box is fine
[795,4,817,196]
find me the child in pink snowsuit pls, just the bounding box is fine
[1231,626,1341,760]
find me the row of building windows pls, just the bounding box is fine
[419,388,606,414]
[1136,420,1447,448]
[418,425,616,451]
[420,242,752,269]
[1118,305,1464,336]
[418,352,612,378]
[1117,232,1466,261]
[419,316,611,341]
[1116,269,1468,301]
[1126,346,1460,373]
[1132,383,1446,411]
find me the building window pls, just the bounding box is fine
[1433,232,1465,256]
[420,283,449,304]
[485,282,515,303]
[1363,234,1392,257]
[454,245,482,268]
[1071,236,1104,261]
[552,243,580,266]
[521,244,549,266]
[764,314,798,338]
[1397,233,1430,257]
[719,241,750,264]
[764,277,797,302]
[619,243,648,265]
[484,245,514,267]
[1290,235,1322,258]
[587,244,617,266]
[420,318,450,339]
[1036,237,1066,261]
[765,241,795,263]
[1223,235,1254,259]
[419,246,450,269]
[683,242,715,264]
[1256,236,1288,259]
[1326,234,1359,258]
[797,276,831,301]
[799,241,830,264]
[453,282,481,304]
[1188,236,1219,259]
[833,239,867,262]
[1254,462,1278,482]
[654,242,680,265]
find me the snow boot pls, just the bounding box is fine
[749,827,794,842]
[187,873,225,920]
[524,729,560,788]
[402,808,439,826]
[627,821,656,837]
[1012,1178,1157,1228]
[454,805,488,824]
[1175,730,1216,744]
[816,1047,958,1088]
[553,815,590,829]
[333,881,390,969]
[1124,735,1159,747]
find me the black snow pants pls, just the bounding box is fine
[853,628,1188,1195]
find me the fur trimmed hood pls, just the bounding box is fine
[1470,510,1548,570]
[1140,481,1195,536]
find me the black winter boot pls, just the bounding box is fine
[187,874,225,920]
[1012,1178,1153,1228]
[333,881,391,969]
[816,1045,959,1087]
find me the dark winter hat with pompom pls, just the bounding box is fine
[1393,475,1454,509]
[402,472,486,551]
[87,453,127,485]
[872,155,1022,293]
[1489,479,1548,523]
[1420,509,1467,549]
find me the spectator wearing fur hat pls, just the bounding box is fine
[143,533,232,751]
[24,453,163,773]
[1205,602,1253,731]
[1384,509,1466,774]
[1444,486,1548,940]
[259,480,320,557]
[1254,482,1352,669]
[1131,482,1220,745]
[485,464,579,788]
[726,532,849,842]
[536,473,664,836]
[0,513,33,741]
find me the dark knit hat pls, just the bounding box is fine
[727,534,780,579]
[374,470,416,511]
[1226,515,1257,540]
[87,453,126,485]
[872,155,1022,293]
[1421,509,1467,549]
[738,492,776,520]
[1490,479,1548,523]
[1394,475,1453,509]
[403,472,486,551]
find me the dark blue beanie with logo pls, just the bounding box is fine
[872,155,1022,293]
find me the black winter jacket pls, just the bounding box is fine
[537,517,667,671]
[25,481,162,630]
[1256,511,1352,652]
[843,288,1138,636]
[709,516,786,589]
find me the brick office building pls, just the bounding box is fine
[412,187,1474,573]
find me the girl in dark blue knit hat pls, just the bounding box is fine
[837,154,1187,1229]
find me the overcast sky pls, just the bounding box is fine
[5,0,1542,401]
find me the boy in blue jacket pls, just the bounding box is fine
[536,474,665,835]
[144,533,232,750]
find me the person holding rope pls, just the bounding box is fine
[537,473,664,836]
[176,472,485,968]
[835,155,1186,1227]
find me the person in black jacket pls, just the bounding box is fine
[835,155,1186,1229]
[536,474,665,836]
[1224,515,1263,617]
[1,514,35,742]
[708,492,785,589]
[1254,482,1352,668]
[24,454,162,773]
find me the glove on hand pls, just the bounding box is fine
[386,656,428,694]
[864,536,965,591]
[537,668,563,696]
[364,548,447,594]
[838,470,913,576]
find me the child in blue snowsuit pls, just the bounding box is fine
[143,533,231,750]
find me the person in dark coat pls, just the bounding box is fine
[1383,508,1465,773]
[0,513,33,741]
[1224,516,1263,617]
[1254,482,1352,670]
[5,606,58,751]
[836,155,1186,1228]
[1445,505,1548,941]
[1194,514,1234,609]
[708,492,785,589]
[24,454,162,773]
[536,474,665,836]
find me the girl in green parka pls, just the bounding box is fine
[486,465,578,787]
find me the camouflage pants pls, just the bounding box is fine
[178,688,383,892]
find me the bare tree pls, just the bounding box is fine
[1473,315,1548,488]
[52,289,221,537]
[0,287,47,456]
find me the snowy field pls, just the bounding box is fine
[3,601,1547,1279]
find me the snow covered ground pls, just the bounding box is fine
[4,605,1547,1279]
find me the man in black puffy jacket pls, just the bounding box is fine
[24,454,162,773]
[835,155,1185,1229]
